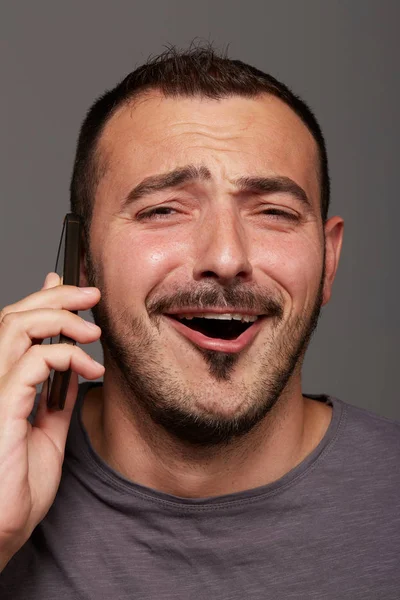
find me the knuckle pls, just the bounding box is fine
[0,306,11,324]
[27,344,43,360]
[71,344,83,358]
[0,311,18,329]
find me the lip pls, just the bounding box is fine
[165,308,261,317]
[163,314,266,353]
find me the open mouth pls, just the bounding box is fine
[163,312,265,353]
[169,316,254,340]
[167,314,261,340]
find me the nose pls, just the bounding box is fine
[192,208,253,284]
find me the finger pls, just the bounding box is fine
[0,309,101,378]
[0,285,100,322]
[41,272,61,291]
[33,273,62,346]
[33,371,81,454]
[0,344,104,423]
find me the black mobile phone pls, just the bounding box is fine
[47,213,82,411]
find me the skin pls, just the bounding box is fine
[80,91,344,498]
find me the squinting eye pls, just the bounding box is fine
[137,206,177,220]
[261,209,299,222]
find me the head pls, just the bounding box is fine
[71,45,343,446]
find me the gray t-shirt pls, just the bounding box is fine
[1,382,400,599]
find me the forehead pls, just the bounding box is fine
[98,91,320,205]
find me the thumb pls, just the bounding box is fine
[41,272,61,291]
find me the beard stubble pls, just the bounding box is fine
[86,251,325,448]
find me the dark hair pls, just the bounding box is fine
[70,45,330,236]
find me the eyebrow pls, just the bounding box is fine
[121,164,313,213]
[234,175,312,212]
[121,165,211,208]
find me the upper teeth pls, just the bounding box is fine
[176,313,258,323]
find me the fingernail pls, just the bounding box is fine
[84,320,99,330]
[43,272,52,286]
[43,272,59,288]
[80,287,98,294]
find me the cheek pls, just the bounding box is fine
[99,228,191,302]
[97,221,323,312]
[253,230,323,305]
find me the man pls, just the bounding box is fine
[0,46,399,599]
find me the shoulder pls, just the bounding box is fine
[336,397,400,442]
[328,395,400,476]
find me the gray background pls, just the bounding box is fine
[1,1,399,420]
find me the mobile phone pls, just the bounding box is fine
[47,213,82,411]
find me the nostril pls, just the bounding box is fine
[199,269,251,282]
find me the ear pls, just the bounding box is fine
[322,215,344,306]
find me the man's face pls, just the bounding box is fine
[86,91,335,445]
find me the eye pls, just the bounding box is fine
[137,206,177,221]
[260,208,299,222]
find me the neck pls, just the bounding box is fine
[82,371,332,499]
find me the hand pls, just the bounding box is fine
[0,273,104,570]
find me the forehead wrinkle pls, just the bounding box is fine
[166,118,251,136]
[95,94,323,217]
[155,129,249,151]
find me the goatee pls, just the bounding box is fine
[86,251,325,447]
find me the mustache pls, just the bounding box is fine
[146,285,284,319]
